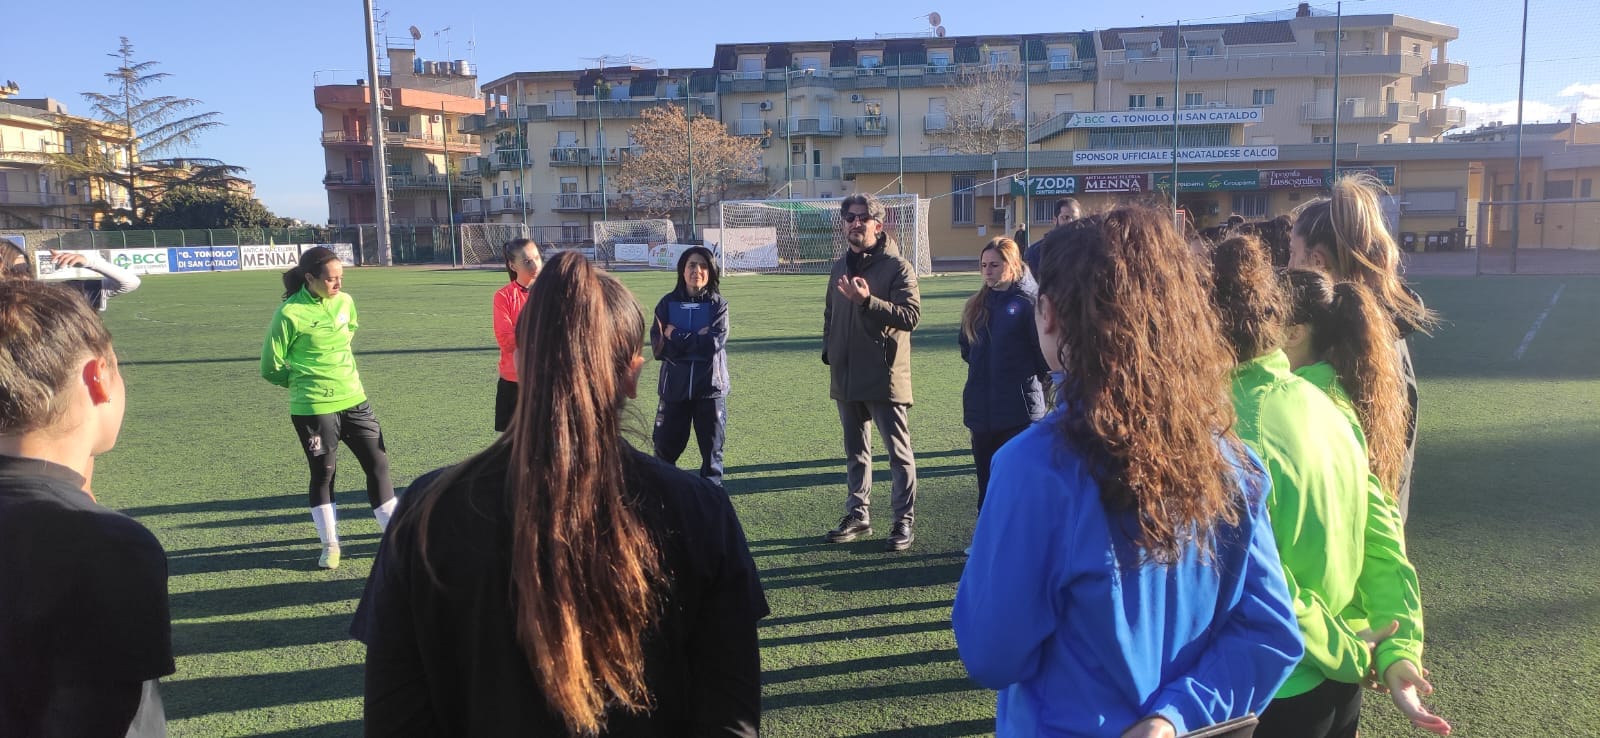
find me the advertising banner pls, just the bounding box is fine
[1082,173,1151,193]
[1151,170,1263,193]
[1073,146,1278,166]
[299,243,356,264]
[1009,175,1078,197]
[167,246,242,273]
[1261,166,1397,189]
[241,245,301,271]
[1062,108,1264,128]
[35,250,108,281]
[108,248,170,275]
[614,243,649,263]
[703,227,780,269]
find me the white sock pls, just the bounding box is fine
[310,503,339,547]
[373,498,398,532]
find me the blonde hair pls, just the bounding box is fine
[1293,174,1437,334]
[960,237,1025,344]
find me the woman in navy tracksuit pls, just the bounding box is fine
[651,246,730,486]
[959,237,1050,511]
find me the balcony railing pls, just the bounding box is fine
[383,131,480,149]
[855,115,889,136]
[1418,61,1469,91]
[1418,105,1466,130]
[387,173,474,190]
[490,149,533,171]
[0,190,70,206]
[547,146,641,166]
[730,165,770,184]
[552,192,626,211]
[487,195,526,213]
[811,164,842,180]
[321,130,368,145]
[324,172,374,187]
[783,116,843,136]
[1299,99,1420,124]
[733,118,770,136]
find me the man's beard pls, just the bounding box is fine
[847,230,871,249]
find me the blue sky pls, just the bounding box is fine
[3,0,1591,223]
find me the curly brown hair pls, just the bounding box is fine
[1207,235,1289,363]
[1034,207,1245,564]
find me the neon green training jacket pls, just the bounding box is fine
[260,287,367,416]
[1231,350,1374,698]
[1294,360,1426,681]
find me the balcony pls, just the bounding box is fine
[387,173,474,190]
[547,146,641,167]
[1417,61,1469,92]
[1299,99,1419,125]
[490,149,533,171]
[323,172,375,188]
[733,118,770,136]
[0,190,70,207]
[486,195,527,214]
[783,116,843,137]
[730,165,771,184]
[810,164,842,181]
[383,131,480,150]
[321,130,369,145]
[552,192,626,212]
[855,115,889,136]
[1416,105,1467,132]
[1106,50,1423,83]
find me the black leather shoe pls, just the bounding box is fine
[886,521,914,552]
[826,514,872,543]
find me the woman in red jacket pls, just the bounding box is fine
[492,238,542,431]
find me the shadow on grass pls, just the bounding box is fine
[762,559,965,594]
[760,599,952,629]
[163,663,362,717]
[169,572,371,619]
[762,619,951,648]
[167,535,381,577]
[764,647,961,686]
[759,550,963,580]
[122,493,300,518]
[249,720,363,738]
[173,611,357,658]
[763,676,976,711]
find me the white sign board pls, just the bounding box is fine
[35,250,107,281]
[107,248,170,275]
[242,244,301,271]
[703,227,780,270]
[300,243,356,264]
[614,243,651,263]
[1071,146,1279,166]
[1062,108,1264,128]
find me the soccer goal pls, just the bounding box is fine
[458,223,530,269]
[592,219,680,266]
[714,195,932,276]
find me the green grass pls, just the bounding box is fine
[86,268,1598,737]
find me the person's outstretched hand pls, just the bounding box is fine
[1120,716,1175,738]
[1380,661,1452,735]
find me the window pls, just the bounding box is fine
[929,52,951,70]
[1545,180,1575,199]
[1231,193,1269,218]
[1154,96,1167,109]
[662,81,681,98]
[1583,179,1594,198]
[1411,43,1422,55]
[988,50,1014,68]
[559,176,579,194]
[1033,196,1055,223]
[992,207,1008,226]
[1383,134,1393,143]
[1313,135,1332,144]
[67,179,78,196]
[859,54,881,68]
[1402,189,1459,213]
[738,57,763,78]
[799,56,822,72]
[952,175,975,224]
[1252,88,1276,105]
[1185,92,1204,107]
[64,137,74,155]
[862,145,883,157]
[562,221,584,241]
[1049,50,1074,69]
[1128,94,1147,109]
[386,117,411,133]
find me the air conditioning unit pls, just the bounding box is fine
[431,114,442,122]
[850,93,863,103]
[758,101,773,111]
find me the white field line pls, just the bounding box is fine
[1512,283,1566,361]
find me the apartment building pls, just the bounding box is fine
[314,46,482,227]
[464,67,723,243]
[0,97,132,229]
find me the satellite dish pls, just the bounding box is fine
[928,12,941,26]
[408,25,422,40]
[935,25,947,37]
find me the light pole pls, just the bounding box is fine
[685,80,696,241]
[361,0,392,264]
[1331,1,1344,183]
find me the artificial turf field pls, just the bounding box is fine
[85,265,1597,737]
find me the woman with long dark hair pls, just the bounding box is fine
[1207,235,1433,738]
[354,252,766,736]
[1281,268,1450,735]
[954,209,1302,738]
[958,237,1047,514]
[492,238,542,432]
[650,246,729,485]
[260,246,394,569]
[1291,175,1437,523]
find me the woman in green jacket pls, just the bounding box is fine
[1282,267,1450,735]
[1207,235,1434,738]
[260,246,395,570]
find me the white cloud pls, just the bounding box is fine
[1450,83,1600,130]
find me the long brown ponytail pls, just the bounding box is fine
[1284,269,1408,496]
[1293,174,1437,334]
[407,251,660,734]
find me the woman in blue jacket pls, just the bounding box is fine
[650,246,730,486]
[958,237,1048,512]
[954,208,1302,738]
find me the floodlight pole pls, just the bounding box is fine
[686,83,696,241]
[362,0,393,264]
[1510,0,1529,273]
[1331,1,1343,183]
[442,101,457,268]
[1171,18,1181,219]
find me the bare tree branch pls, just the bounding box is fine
[931,63,1026,155]
[613,106,763,220]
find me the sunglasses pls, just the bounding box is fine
[843,212,877,224]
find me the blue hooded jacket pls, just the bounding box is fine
[959,275,1051,433]
[651,289,729,401]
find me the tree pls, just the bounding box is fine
[614,106,763,219]
[143,186,290,230]
[53,37,243,226]
[932,62,1026,155]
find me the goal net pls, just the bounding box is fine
[592,219,679,266]
[458,223,530,268]
[713,195,931,276]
